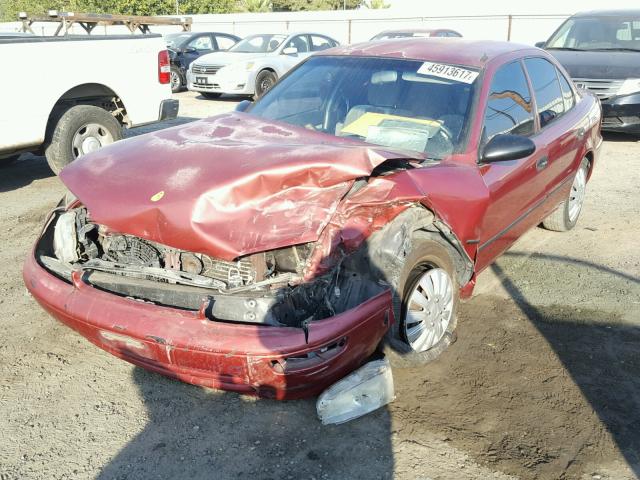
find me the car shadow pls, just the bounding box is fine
[491,260,640,477]
[0,154,55,193]
[601,131,639,142]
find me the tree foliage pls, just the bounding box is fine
[272,0,361,11]
[0,0,237,21]
[363,0,389,8]
[239,0,271,12]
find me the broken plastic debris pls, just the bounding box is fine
[316,358,395,425]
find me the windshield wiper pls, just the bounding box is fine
[546,47,585,51]
[586,47,640,52]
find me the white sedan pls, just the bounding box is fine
[186,32,339,98]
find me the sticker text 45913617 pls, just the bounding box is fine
[417,62,479,84]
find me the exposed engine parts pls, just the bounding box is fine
[42,207,386,329]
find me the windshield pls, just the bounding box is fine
[546,15,640,51]
[249,56,478,160]
[164,33,192,48]
[230,34,287,53]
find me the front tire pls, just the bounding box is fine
[542,158,589,232]
[254,70,277,99]
[170,66,183,93]
[45,105,122,174]
[384,234,458,368]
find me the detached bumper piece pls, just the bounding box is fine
[317,358,395,425]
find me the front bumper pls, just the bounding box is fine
[186,69,255,95]
[600,93,640,134]
[23,251,392,400]
[159,99,179,121]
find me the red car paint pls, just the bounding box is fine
[24,39,602,399]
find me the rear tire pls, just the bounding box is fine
[170,66,183,93]
[201,92,221,99]
[254,70,277,99]
[45,105,122,174]
[542,158,589,232]
[384,234,459,368]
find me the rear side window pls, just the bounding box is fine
[524,57,565,128]
[557,70,575,112]
[310,35,335,51]
[482,60,535,143]
[215,35,236,50]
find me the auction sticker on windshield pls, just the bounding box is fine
[417,62,479,84]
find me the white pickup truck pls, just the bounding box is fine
[0,34,178,173]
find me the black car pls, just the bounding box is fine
[538,10,640,135]
[165,32,241,93]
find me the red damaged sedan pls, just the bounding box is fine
[24,39,602,400]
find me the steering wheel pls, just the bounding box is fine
[323,89,349,133]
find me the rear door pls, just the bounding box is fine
[475,60,548,270]
[523,57,582,212]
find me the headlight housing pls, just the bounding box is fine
[617,78,640,96]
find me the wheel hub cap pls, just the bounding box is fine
[72,123,114,159]
[568,166,587,222]
[403,268,454,353]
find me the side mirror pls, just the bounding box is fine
[184,47,197,53]
[534,41,546,48]
[282,46,298,55]
[235,100,252,112]
[480,134,536,163]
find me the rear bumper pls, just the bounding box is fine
[159,99,179,121]
[23,252,392,400]
[601,93,640,134]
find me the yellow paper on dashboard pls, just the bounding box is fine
[341,112,439,137]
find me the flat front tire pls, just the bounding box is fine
[45,105,122,174]
[384,234,459,368]
[542,158,589,232]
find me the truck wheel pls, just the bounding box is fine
[255,70,277,99]
[170,66,183,93]
[45,105,122,174]
[201,92,221,99]
[384,234,458,368]
[542,158,589,232]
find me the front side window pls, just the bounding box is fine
[546,15,640,51]
[284,35,310,53]
[230,34,287,53]
[188,35,213,51]
[482,60,534,143]
[249,56,478,160]
[524,58,565,128]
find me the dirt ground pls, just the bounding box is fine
[1,91,639,480]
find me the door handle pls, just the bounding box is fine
[536,156,549,171]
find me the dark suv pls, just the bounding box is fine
[538,10,640,135]
[165,32,240,93]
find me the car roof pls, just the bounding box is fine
[318,38,536,69]
[572,9,640,17]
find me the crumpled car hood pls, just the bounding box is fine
[60,112,412,260]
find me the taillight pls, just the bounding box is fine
[158,50,170,84]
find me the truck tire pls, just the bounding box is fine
[201,92,221,99]
[45,105,122,174]
[384,233,459,368]
[542,158,589,232]
[254,70,277,99]
[170,66,183,93]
